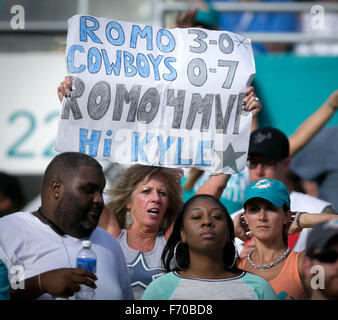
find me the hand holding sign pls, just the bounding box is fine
[56,15,256,173]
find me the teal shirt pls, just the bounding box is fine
[0,260,9,300]
[142,271,277,300]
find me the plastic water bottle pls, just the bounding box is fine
[74,240,97,300]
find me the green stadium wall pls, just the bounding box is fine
[253,55,338,137]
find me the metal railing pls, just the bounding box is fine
[1,1,338,44]
[157,1,338,14]
[154,1,338,44]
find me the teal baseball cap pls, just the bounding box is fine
[243,178,290,209]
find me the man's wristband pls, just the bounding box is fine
[296,212,305,229]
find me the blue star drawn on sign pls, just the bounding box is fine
[215,143,246,172]
[233,35,250,49]
[127,253,164,290]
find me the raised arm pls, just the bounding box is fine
[174,7,199,28]
[195,173,231,199]
[288,90,338,156]
[288,212,338,235]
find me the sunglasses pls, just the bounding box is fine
[309,250,338,263]
[246,159,277,169]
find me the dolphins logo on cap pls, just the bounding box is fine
[253,179,271,189]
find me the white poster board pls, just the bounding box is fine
[56,15,255,173]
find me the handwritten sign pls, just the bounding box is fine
[55,14,255,173]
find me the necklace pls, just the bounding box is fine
[35,207,65,236]
[247,247,290,270]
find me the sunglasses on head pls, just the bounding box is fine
[309,250,338,263]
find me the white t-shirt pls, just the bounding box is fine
[288,191,331,252]
[232,191,332,253]
[0,212,134,300]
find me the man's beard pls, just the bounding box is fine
[54,197,102,239]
